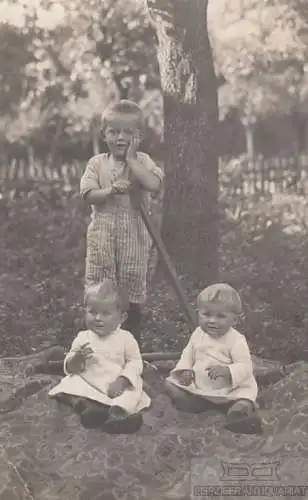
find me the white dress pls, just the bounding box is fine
[167,327,258,404]
[49,327,151,414]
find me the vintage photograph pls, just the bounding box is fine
[0,0,307,498]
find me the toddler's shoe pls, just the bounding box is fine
[103,406,143,434]
[79,402,109,429]
[225,400,263,435]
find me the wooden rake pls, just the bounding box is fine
[131,186,198,362]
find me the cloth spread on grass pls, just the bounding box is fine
[0,347,307,500]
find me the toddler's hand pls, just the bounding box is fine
[208,365,231,382]
[175,369,195,386]
[126,135,139,162]
[107,376,130,398]
[111,179,131,194]
[66,342,93,375]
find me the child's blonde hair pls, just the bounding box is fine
[102,99,145,131]
[197,283,242,315]
[85,280,128,313]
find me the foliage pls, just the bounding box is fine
[0,0,160,157]
[4,0,308,155]
[0,23,33,115]
[209,0,308,122]
[219,191,308,361]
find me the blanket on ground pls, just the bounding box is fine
[0,347,307,500]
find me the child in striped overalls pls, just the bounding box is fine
[80,100,164,344]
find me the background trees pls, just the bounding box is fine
[1,0,161,161]
[2,0,308,161]
[209,0,308,158]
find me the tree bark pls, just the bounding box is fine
[146,0,219,285]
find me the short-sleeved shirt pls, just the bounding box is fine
[80,152,164,218]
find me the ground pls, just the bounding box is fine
[1,190,308,500]
[0,190,308,363]
[0,347,307,500]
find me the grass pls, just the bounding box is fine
[1,189,307,363]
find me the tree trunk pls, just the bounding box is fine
[146,0,219,285]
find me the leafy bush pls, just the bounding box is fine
[220,189,308,361]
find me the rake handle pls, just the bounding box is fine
[137,200,197,330]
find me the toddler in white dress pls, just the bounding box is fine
[49,280,150,432]
[166,283,263,434]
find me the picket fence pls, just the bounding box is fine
[219,155,308,196]
[0,154,308,198]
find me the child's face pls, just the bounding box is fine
[198,302,237,338]
[85,296,123,337]
[104,114,141,159]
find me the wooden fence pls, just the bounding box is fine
[0,154,308,198]
[219,155,308,196]
[0,159,83,193]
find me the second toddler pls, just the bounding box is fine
[165,283,263,434]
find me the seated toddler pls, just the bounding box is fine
[49,280,150,433]
[165,283,263,434]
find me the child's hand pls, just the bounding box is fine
[126,135,139,163]
[175,369,195,386]
[66,343,93,375]
[207,365,231,382]
[111,179,131,194]
[107,376,130,398]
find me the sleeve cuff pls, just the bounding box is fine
[119,370,138,388]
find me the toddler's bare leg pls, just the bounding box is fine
[165,381,213,413]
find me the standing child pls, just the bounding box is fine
[165,283,263,434]
[49,280,151,433]
[80,100,164,344]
